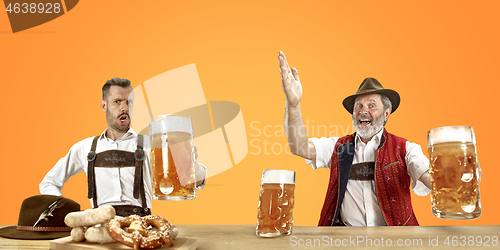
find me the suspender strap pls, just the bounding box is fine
[87,134,147,209]
[133,134,147,208]
[349,162,375,180]
[87,136,99,208]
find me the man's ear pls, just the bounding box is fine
[384,108,391,122]
[100,100,107,113]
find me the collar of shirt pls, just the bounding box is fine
[355,128,384,162]
[355,128,384,148]
[99,127,138,143]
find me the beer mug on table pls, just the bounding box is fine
[256,170,296,237]
[149,114,202,200]
[427,125,481,219]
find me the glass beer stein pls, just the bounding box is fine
[256,170,296,237]
[149,115,200,200]
[427,125,481,219]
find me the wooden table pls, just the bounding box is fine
[1,225,499,249]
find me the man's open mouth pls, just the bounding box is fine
[119,114,128,122]
[359,119,372,126]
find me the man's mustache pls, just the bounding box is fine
[355,114,373,124]
[117,112,129,119]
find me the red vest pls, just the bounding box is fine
[318,129,419,226]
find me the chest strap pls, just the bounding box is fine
[87,134,146,209]
[349,162,375,181]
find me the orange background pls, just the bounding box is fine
[0,1,498,227]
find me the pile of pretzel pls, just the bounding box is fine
[64,205,177,250]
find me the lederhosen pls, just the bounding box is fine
[87,134,151,217]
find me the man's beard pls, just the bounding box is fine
[352,114,384,140]
[106,111,130,133]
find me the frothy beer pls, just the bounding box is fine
[428,126,481,220]
[149,115,196,200]
[256,170,295,237]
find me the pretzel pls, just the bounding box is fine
[106,215,176,250]
[65,205,116,227]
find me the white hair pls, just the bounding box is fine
[380,94,392,126]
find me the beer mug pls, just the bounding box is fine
[427,125,481,219]
[149,115,202,200]
[256,170,296,237]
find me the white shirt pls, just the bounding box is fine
[306,129,430,226]
[39,128,153,208]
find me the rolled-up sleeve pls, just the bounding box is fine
[305,137,338,169]
[39,139,89,196]
[405,141,431,196]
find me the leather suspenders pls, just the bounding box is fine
[87,134,147,209]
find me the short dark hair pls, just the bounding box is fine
[102,77,132,100]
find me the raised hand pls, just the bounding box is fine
[278,51,302,107]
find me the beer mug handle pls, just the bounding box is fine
[477,161,482,184]
[195,162,207,190]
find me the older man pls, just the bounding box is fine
[278,51,431,226]
[40,77,206,216]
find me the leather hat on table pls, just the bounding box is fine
[342,77,400,114]
[0,195,80,240]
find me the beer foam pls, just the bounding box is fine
[428,126,475,146]
[261,170,295,184]
[149,115,193,135]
